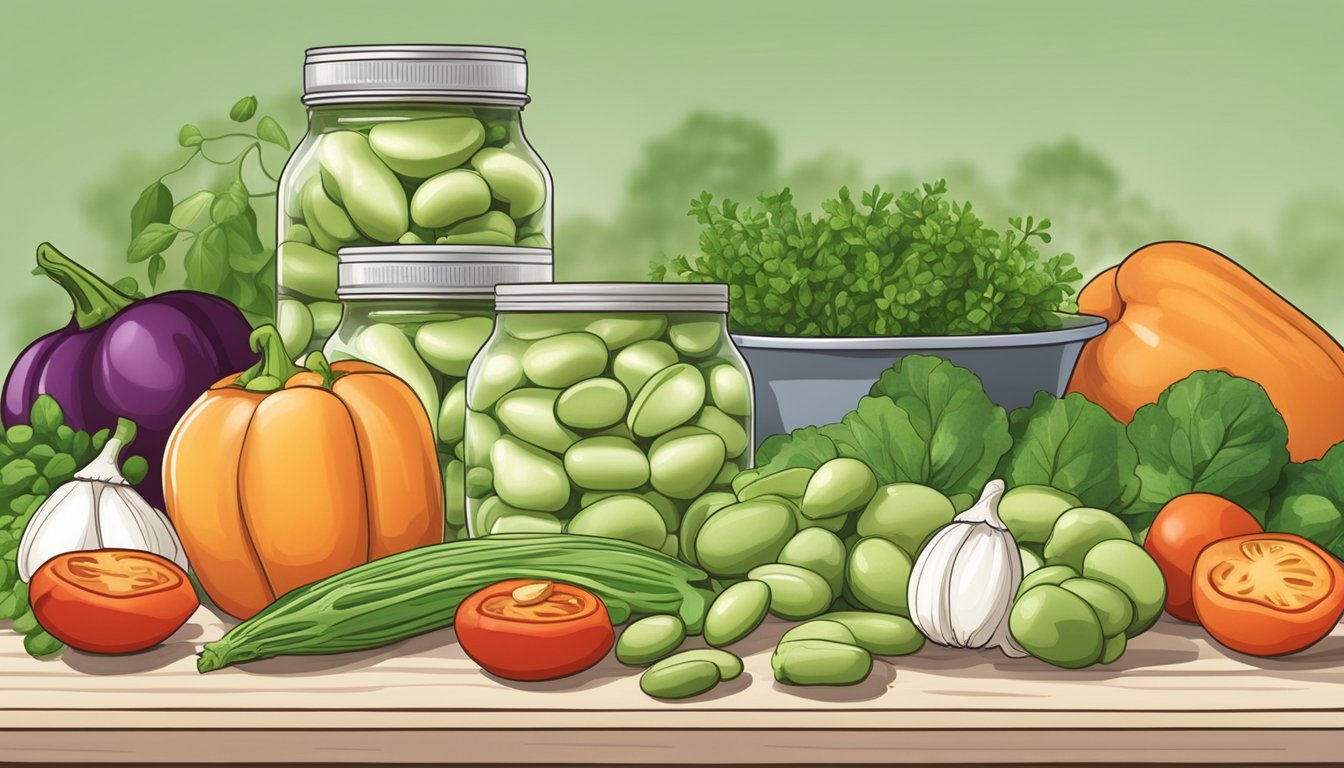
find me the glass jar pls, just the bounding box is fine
[464,284,754,556]
[324,247,552,541]
[277,45,553,358]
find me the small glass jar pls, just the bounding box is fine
[464,283,754,555]
[324,247,552,541]
[277,45,553,358]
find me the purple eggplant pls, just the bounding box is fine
[2,243,258,507]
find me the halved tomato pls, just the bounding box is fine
[455,579,614,681]
[1192,533,1344,656]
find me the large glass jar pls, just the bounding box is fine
[277,45,553,358]
[324,247,552,541]
[464,284,754,556]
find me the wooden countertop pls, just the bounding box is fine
[1,606,1342,765]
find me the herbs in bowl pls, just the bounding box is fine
[653,180,1103,440]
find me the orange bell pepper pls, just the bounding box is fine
[1067,241,1344,461]
[163,325,444,619]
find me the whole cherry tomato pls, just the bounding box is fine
[1144,493,1262,622]
[29,549,199,654]
[455,579,614,681]
[1193,533,1344,656]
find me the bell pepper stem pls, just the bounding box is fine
[233,325,303,392]
[35,243,136,330]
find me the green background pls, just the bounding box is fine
[2,0,1341,368]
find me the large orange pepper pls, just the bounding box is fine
[163,325,444,619]
[1067,241,1344,461]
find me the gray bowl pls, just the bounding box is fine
[732,314,1108,445]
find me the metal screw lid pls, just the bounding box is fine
[337,246,552,300]
[304,45,529,107]
[494,283,730,313]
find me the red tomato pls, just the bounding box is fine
[455,579,613,681]
[1193,533,1344,656]
[29,550,199,654]
[1144,494,1262,622]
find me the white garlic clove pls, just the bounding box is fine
[16,482,98,582]
[112,485,189,572]
[948,527,1010,648]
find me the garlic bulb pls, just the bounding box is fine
[17,418,187,581]
[907,479,1026,657]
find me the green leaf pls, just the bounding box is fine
[256,115,290,150]
[121,456,149,485]
[1126,371,1290,521]
[23,630,64,658]
[819,397,930,486]
[755,426,840,476]
[130,181,173,240]
[1267,441,1344,557]
[0,590,20,620]
[178,124,203,147]
[112,276,143,298]
[998,391,1139,511]
[127,222,179,263]
[867,355,1012,497]
[42,453,77,481]
[148,254,166,289]
[6,424,34,448]
[1,459,37,489]
[28,396,63,435]
[170,190,216,229]
[184,225,230,293]
[210,188,247,223]
[229,95,258,123]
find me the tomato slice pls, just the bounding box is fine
[455,579,614,681]
[1193,534,1344,656]
[29,550,199,654]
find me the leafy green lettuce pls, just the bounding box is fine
[754,355,1011,498]
[1268,442,1344,558]
[997,391,1138,511]
[1124,371,1290,523]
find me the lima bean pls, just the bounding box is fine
[613,340,678,394]
[667,319,721,358]
[679,491,736,565]
[708,364,751,417]
[1008,584,1105,669]
[846,537,913,616]
[415,316,494,377]
[703,580,771,647]
[277,299,314,359]
[522,332,608,388]
[368,116,486,178]
[738,467,812,502]
[564,436,650,490]
[490,436,570,512]
[648,427,727,499]
[628,363,705,438]
[319,130,407,242]
[438,381,466,444]
[777,528,846,595]
[444,460,466,527]
[998,485,1082,546]
[410,169,492,228]
[586,315,667,349]
[491,510,562,534]
[801,458,878,519]
[566,494,667,549]
[440,210,516,245]
[1043,507,1133,572]
[1061,577,1135,637]
[695,498,797,577]
[465,467,493,498]
[309,301,343,341]
[556,378,628,429]
[819,611,925,656]
[279,241,339,301]
[639,659,721,700]
[856,483,955,557]
[693,406,748,459]
[1016,564,1079,599]
[495,388,579,454]
[467,337,526,410]
[780,620,858,646]
[1081,539,1165,637]
[771,639,872,686]
[353,323,439,420]
[301,176,358,252]
[648,648,743,680]
[748,563,833,620]
[470,147,547,218]
[617,615,687,666]
[464,411,500,470]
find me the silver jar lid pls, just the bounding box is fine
[304,45,529,107]
[337,246,553,300]
[495,283,729,313]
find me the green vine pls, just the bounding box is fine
[124,96,296,324]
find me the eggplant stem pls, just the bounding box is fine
[35,243,136,330]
